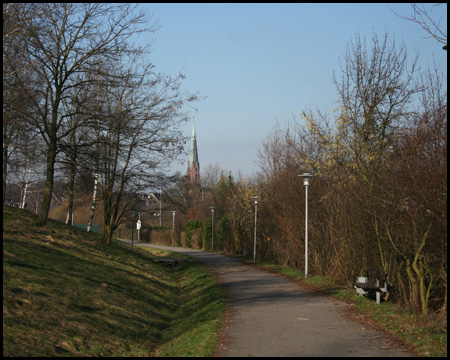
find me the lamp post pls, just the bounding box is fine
[299,173,313,278]
[137,212,141,241]
[159,188,162,227]
[131,209,134,251]
[171,211,176,230]
[210,206,215,250]
[253,196,258,262]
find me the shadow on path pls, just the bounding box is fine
[119,241,415,357]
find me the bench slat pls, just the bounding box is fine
[354,282,380,291]
[354,269,388,304]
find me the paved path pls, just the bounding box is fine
[122,241,414,357]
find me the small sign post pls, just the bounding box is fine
[131,210,134,251]
[136,218,141,242]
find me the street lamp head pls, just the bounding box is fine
[299,172,313,186]
[210,206,215,213]
[253,196,258,205]
[303,176,310,186]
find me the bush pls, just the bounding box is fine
[217,216,232,252]
[185,219,201,248]
[150,230,172,246]
[202,218,213,250]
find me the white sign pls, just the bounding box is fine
[136,220,141,230]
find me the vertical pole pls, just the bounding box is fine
[211,208,214,250]
[305,185,308,278]
[171,211,175,247]
[131,210,134,251]
[138,212,141,241]
[254,201,257,262]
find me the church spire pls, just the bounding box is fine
[187,120,200,185]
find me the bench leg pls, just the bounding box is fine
[376,291,380,304]
[355,287,366,296]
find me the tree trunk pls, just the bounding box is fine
[36,141,57,226]
[19,149,32,209]
[66,156,77,229]
[408,222,432,314]
[103,220,113,246]
[20,176,30,209]
[3,140,8,209]
[86,172,98,232]
[412,257,432,315]
[19,167,26,209]
[405,259,421,312]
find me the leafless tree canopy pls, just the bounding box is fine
[187,31,446,316]
[390,3,447,46]
[3,4,197,245]
[4,5,446,315]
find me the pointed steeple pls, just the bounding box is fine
[187,120,200,185]
[189,121,199,169]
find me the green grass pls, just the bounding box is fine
[3,206,224,357]
[244,259,447,358]
[140,248,225,357]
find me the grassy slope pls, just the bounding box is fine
[146,248,225,357]
[3,207,224,357]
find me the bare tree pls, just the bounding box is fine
[3,3,38,207]
[377,65,447,314]
[58,79,95,228]
[390,3,447,48]
[96,54,196,245]
[333,31,420,183]
[252,31,446,313]
[9,3,156,226]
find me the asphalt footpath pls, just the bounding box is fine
[120,241,415,357]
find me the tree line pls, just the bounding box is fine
[175,32,446,316]
[4,4,446,316]
[3,3,197,245]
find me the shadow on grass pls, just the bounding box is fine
[3,219,183,356]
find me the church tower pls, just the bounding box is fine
[187,121,200,185]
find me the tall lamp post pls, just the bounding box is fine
[137,212,141,242]
[131,209,134,251]
[171,211,176,246]
[171,211,176,230]
[299,173,313,278]
[253,196,258,262]
[210,206,215,250]
[159,188,162,227]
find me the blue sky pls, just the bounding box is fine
[136,3,447,178]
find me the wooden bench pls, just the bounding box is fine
[353,269,388,304]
